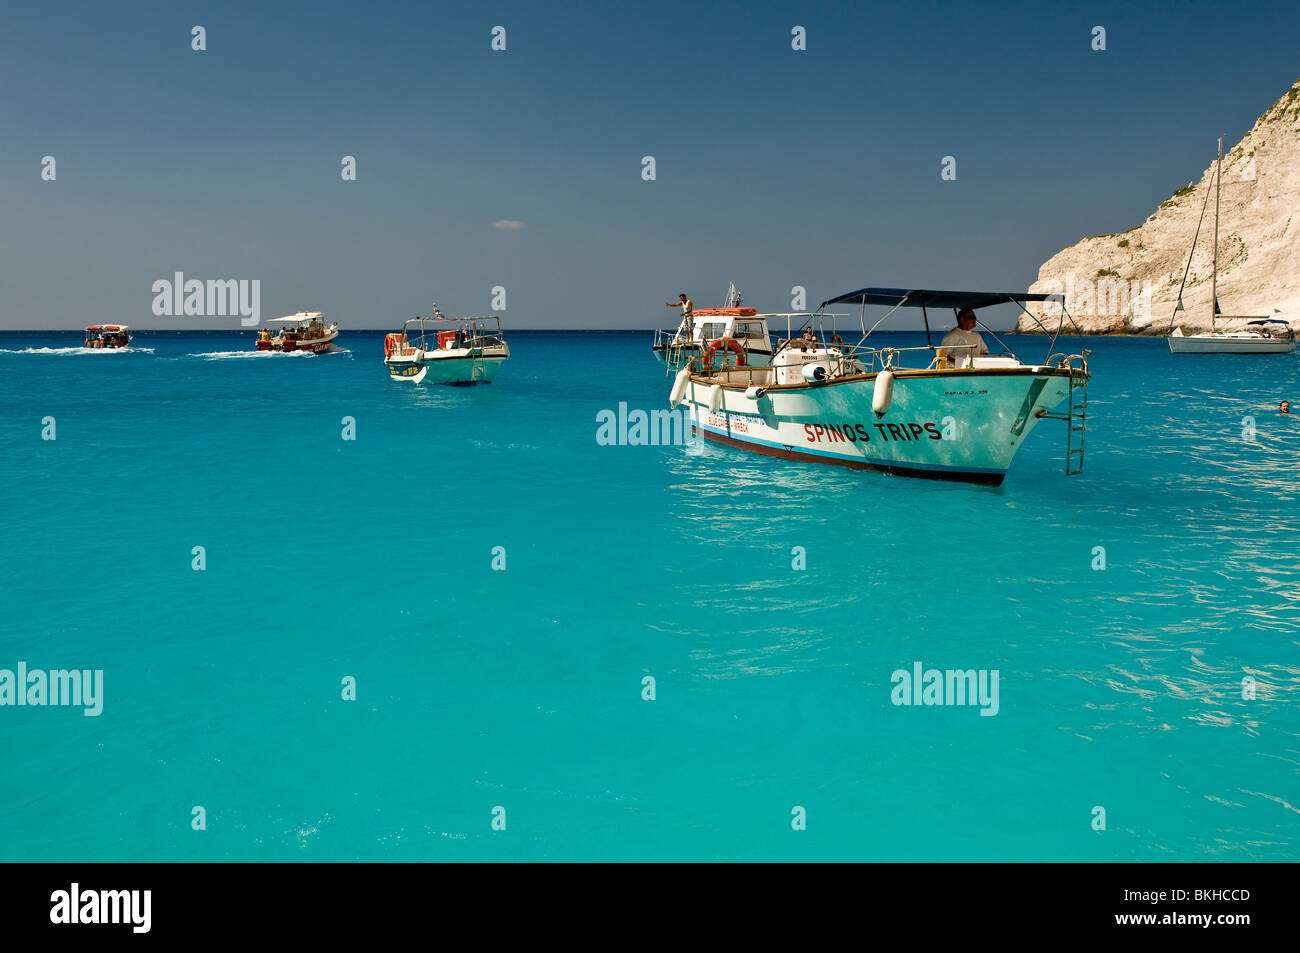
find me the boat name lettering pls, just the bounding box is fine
[803,422,942,444]
[707,413,760,433]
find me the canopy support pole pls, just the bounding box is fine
[921,305,932,348]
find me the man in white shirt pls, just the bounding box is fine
[939,308,988,366]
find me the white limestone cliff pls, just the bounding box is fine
[1017,78,1300,334]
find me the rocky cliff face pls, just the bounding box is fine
[1017,78,1300,334]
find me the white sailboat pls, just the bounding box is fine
[1168,138,1296,354]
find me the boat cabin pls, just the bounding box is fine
[661,308,769,349]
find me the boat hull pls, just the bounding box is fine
[256,330,339,354]
[683,368,1077,485]
[1168,335,1296,354]
[386,351,508,384]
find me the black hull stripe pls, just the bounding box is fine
[694,426,1006,486]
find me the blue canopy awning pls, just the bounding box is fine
[817,288,1058,312]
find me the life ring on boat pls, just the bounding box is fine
[693,307,757,317]
[384,333,406,358]
[705,337,746,367]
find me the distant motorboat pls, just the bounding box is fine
[85,324,131,348]
[383,305,508,385]
[256,312,339,353]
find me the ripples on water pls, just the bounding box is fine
[0,331,1295,860]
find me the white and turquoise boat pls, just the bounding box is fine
[383,308,509,385]
[669,287,1092,486]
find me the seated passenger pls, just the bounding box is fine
[940,308,989,365]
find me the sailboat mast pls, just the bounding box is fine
[1211,136,1222,333]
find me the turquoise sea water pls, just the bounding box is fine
[0,329,1297,861]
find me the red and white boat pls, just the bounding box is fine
[256,312,339,353]
[85,325,131,348]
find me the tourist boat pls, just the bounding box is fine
[85,325,131,348]
[652,284,775,369]
[668,288,1092,486]
[1167,139,1297,354]
[383,306,509,384]
[256,312,339,353]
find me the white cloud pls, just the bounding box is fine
[491,219,526,230]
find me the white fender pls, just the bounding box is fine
[744,385,767,400]
[412,348,425,363]
[801,364,826,382]
[669,367,691,408]
[872,369,895,417]
[708,384,723,414]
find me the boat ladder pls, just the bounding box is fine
[1041,352,1090,476]
[1064,373,1087,475]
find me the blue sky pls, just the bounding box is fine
[2,0,1297,329]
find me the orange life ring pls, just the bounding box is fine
[705,337,746,368]
[384,333,406,358]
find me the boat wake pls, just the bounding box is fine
[0,346,155,356]
[191,349,318,360]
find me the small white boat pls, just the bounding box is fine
[670,288,1091,486]
[652,284,775,369]
[384,307,508,384]
[1167,138,1296,354]
[257,312,339,353]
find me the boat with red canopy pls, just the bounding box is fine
[85,325,131,348]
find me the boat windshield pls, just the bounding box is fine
[399,315,505,350]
